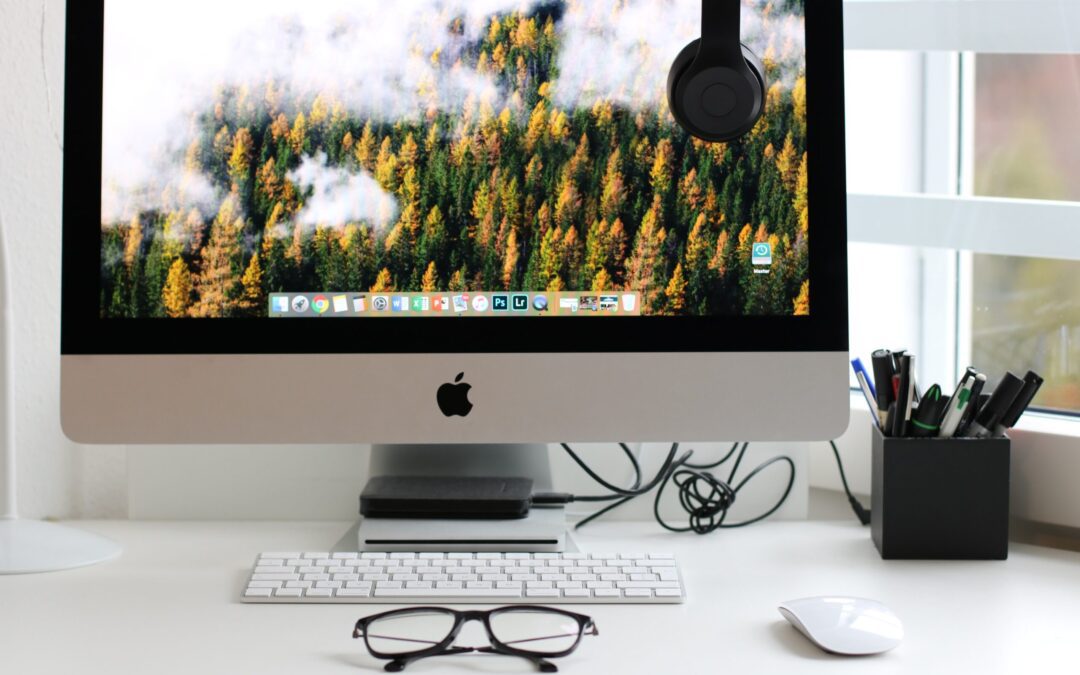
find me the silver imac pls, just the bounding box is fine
[61,0,850,524]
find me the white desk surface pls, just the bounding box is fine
[1,520,1078,674]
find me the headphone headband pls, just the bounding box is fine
[701,0,743,51]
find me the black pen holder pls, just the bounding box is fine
[871,425,1011,560]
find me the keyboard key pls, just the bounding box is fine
[345,582,373,589]
[285,581,313,589]
[656,589,684,597]
[624,589,653,598]
[594,589,622,598]
[526,589,560,598]
[648,554,675,560]
[252,574,300,582]
[616,581,681,589]
[303,553,330,560]
[262,553,301,560]
[406,582,433,589]
[275,588,303,598]
[374,588,523,598]
[657,569,679,581]
[338,588,371,597]
[247,581,281,589]
[564,589,591,597]
[306,588,333,598]
[332,552,358,560]
[360,553,387,559]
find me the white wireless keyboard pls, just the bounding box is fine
[242,551,685,604]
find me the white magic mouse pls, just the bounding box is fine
[778,597,903,656]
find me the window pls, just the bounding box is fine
[970,55,1080,414]
[843,3,1080,415]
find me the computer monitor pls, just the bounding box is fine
[61,0,849,450]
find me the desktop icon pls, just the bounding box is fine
[752,242,773,266]
[559,298,580,313]
[622,294,638,313]
[433,297,450,312]
[533,296,549,312]
[412,296,430,312]
[393,296,411,313]
[600,296,619,312]
[373,296,390,312]
[492,295,510,312]
[312,296,331,315]
[579,296,599,312]
[291,296,310,313]
[333,295,349,313]
[272,296,290,314]
[453,295,469,313]
[353,296,367,313]
[472,295,490,313]
[511,295,529,312]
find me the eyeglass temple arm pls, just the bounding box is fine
[475,647,560,673]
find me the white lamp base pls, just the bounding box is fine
[0,519,121,575]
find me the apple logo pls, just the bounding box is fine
[437,373,474,418]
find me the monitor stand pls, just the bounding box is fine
[353,444,575,553]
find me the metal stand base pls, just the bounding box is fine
[358,444,571,553]
[0,519,121,575]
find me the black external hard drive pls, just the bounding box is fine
[360,476,534,520]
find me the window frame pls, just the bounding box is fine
[830,0,1080,529]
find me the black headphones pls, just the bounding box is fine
[668,1,766,142]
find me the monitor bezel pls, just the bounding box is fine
[61,0,849,356]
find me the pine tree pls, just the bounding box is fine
[240,253,264,313]
[371,268,394,293]
[422,262,439,292]
[793,281,810,316]
[665,263,688,314]
[162,258,193,318]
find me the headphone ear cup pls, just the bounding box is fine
[667,40,768,142]
[667,39,702,132]
[740,43,767,102]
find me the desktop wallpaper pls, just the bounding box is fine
[99,0,809,318]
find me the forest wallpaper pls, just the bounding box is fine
[99,0,810,319]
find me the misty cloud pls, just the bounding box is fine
[288,153,398,231]
[101,0,804,225]
[550,0,805,110]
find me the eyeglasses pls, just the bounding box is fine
[353,606,599,673]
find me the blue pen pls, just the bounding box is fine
[852,358,882,429]
[851,358,876,400]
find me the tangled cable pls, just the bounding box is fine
[560,442,796,534]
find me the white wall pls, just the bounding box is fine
[0,0,127,520]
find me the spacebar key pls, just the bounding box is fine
[375,588,523,598]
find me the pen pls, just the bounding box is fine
[968,372,1025,439]
[994,371,1045,437]
[855,369,882,429]
[852,359,881,428]
[910,385,948,437]
[871,350,895,419]
[892,354,915,438]
[940,372,984,438]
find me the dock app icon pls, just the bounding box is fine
[752,242,773,267]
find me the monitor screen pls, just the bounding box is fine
[98,0,811,321]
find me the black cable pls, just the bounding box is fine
[561,442,796,534]
[830,441,872,525]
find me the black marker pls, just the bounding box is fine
[969,372,1025,439]
[892,354,915,438]
[871,350,896,418]
[995,371,1045,437]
